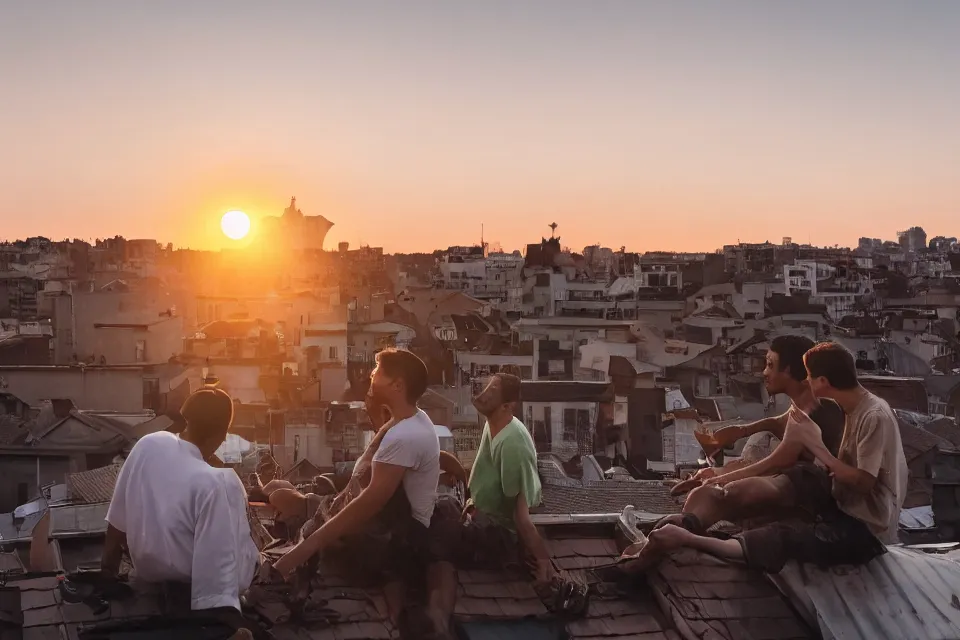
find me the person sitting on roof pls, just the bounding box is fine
[101,388,259,612]
[622,342,907,575]
[664,335,846,529]
[448,373,587,617]
[264,350,457,629]
[461,373,556,584]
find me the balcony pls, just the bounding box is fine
[346,347,374,363]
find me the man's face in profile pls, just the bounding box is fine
[472,376,505,418]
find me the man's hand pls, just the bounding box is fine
[692,467,717,481]
[788,407,832,464]
[703,473,732,487]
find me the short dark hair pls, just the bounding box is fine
[180,387,234,437]
[804,342,858,390]
[495,373,522,404]
[769,334,816,382]
[375,348,429,402]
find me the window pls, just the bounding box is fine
[135,339,145,363]
[533,406,553,451]
[142,378,160,411]
[563,408,577,440]
[329,346,339,361]
[17,482,29,507]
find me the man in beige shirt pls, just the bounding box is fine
[627,342,906,574]
[794,344,908,545]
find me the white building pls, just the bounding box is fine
[783,260,870,321]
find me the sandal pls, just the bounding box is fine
[534,576,590,616]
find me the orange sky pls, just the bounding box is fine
[2,2,959,253]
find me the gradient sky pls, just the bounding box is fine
[2,1,959,253]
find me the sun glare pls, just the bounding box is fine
[221,210,251,240]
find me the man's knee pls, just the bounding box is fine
[684,483,727,510]
[723,478,783,507]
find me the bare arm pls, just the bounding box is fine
[806,443,878,494]
[272,460,406,577]
[514,494,554,584]
[101,524,127,577]
[710,414,788,450]
[707,439,804,485]
[793,408,879,496]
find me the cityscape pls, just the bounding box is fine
[1,197,960,637]
[4,2,960,639]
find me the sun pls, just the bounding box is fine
[220,210,251,240]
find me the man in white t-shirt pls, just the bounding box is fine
[271,349,442,587]
[101,388,259,612]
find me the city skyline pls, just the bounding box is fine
[2,1,959,252]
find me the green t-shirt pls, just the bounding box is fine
[468,417,542,531]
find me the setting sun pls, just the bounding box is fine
[220,210,251,240]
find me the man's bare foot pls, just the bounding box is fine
[617,537,664,574]
[651,513,688,531]
[617,524,694,574]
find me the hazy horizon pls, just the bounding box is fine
[3,1,959,253]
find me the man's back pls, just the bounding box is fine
[106,432,257,593]
[468,417,541,529]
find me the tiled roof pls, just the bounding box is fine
[66,463,122,504]
[536,480,682,516]
[247,524,670,639]
[923,418,960,448]
[0,415,28,447]
[860,377,928,413]
[649,549,815,640]
[4,525,819,640]
[897,420,955,463]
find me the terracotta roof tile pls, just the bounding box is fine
[536,480,682,516]
[649,550,815,639]
[4,519,811,640]
[66,464,122,504]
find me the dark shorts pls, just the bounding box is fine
[426,496,530,570]
[732,463,886,573]
[313,485,427,583]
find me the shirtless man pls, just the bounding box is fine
[636,342,906,574]
[658,335,844,534]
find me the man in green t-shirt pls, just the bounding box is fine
[465,373,555,585]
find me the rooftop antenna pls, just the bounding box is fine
[549,222,558,238]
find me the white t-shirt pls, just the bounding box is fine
[105,431,259,611]
[372,409,441,527]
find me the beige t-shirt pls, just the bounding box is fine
[832,392,908,544]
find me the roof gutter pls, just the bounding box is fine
[531,509,668,526]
